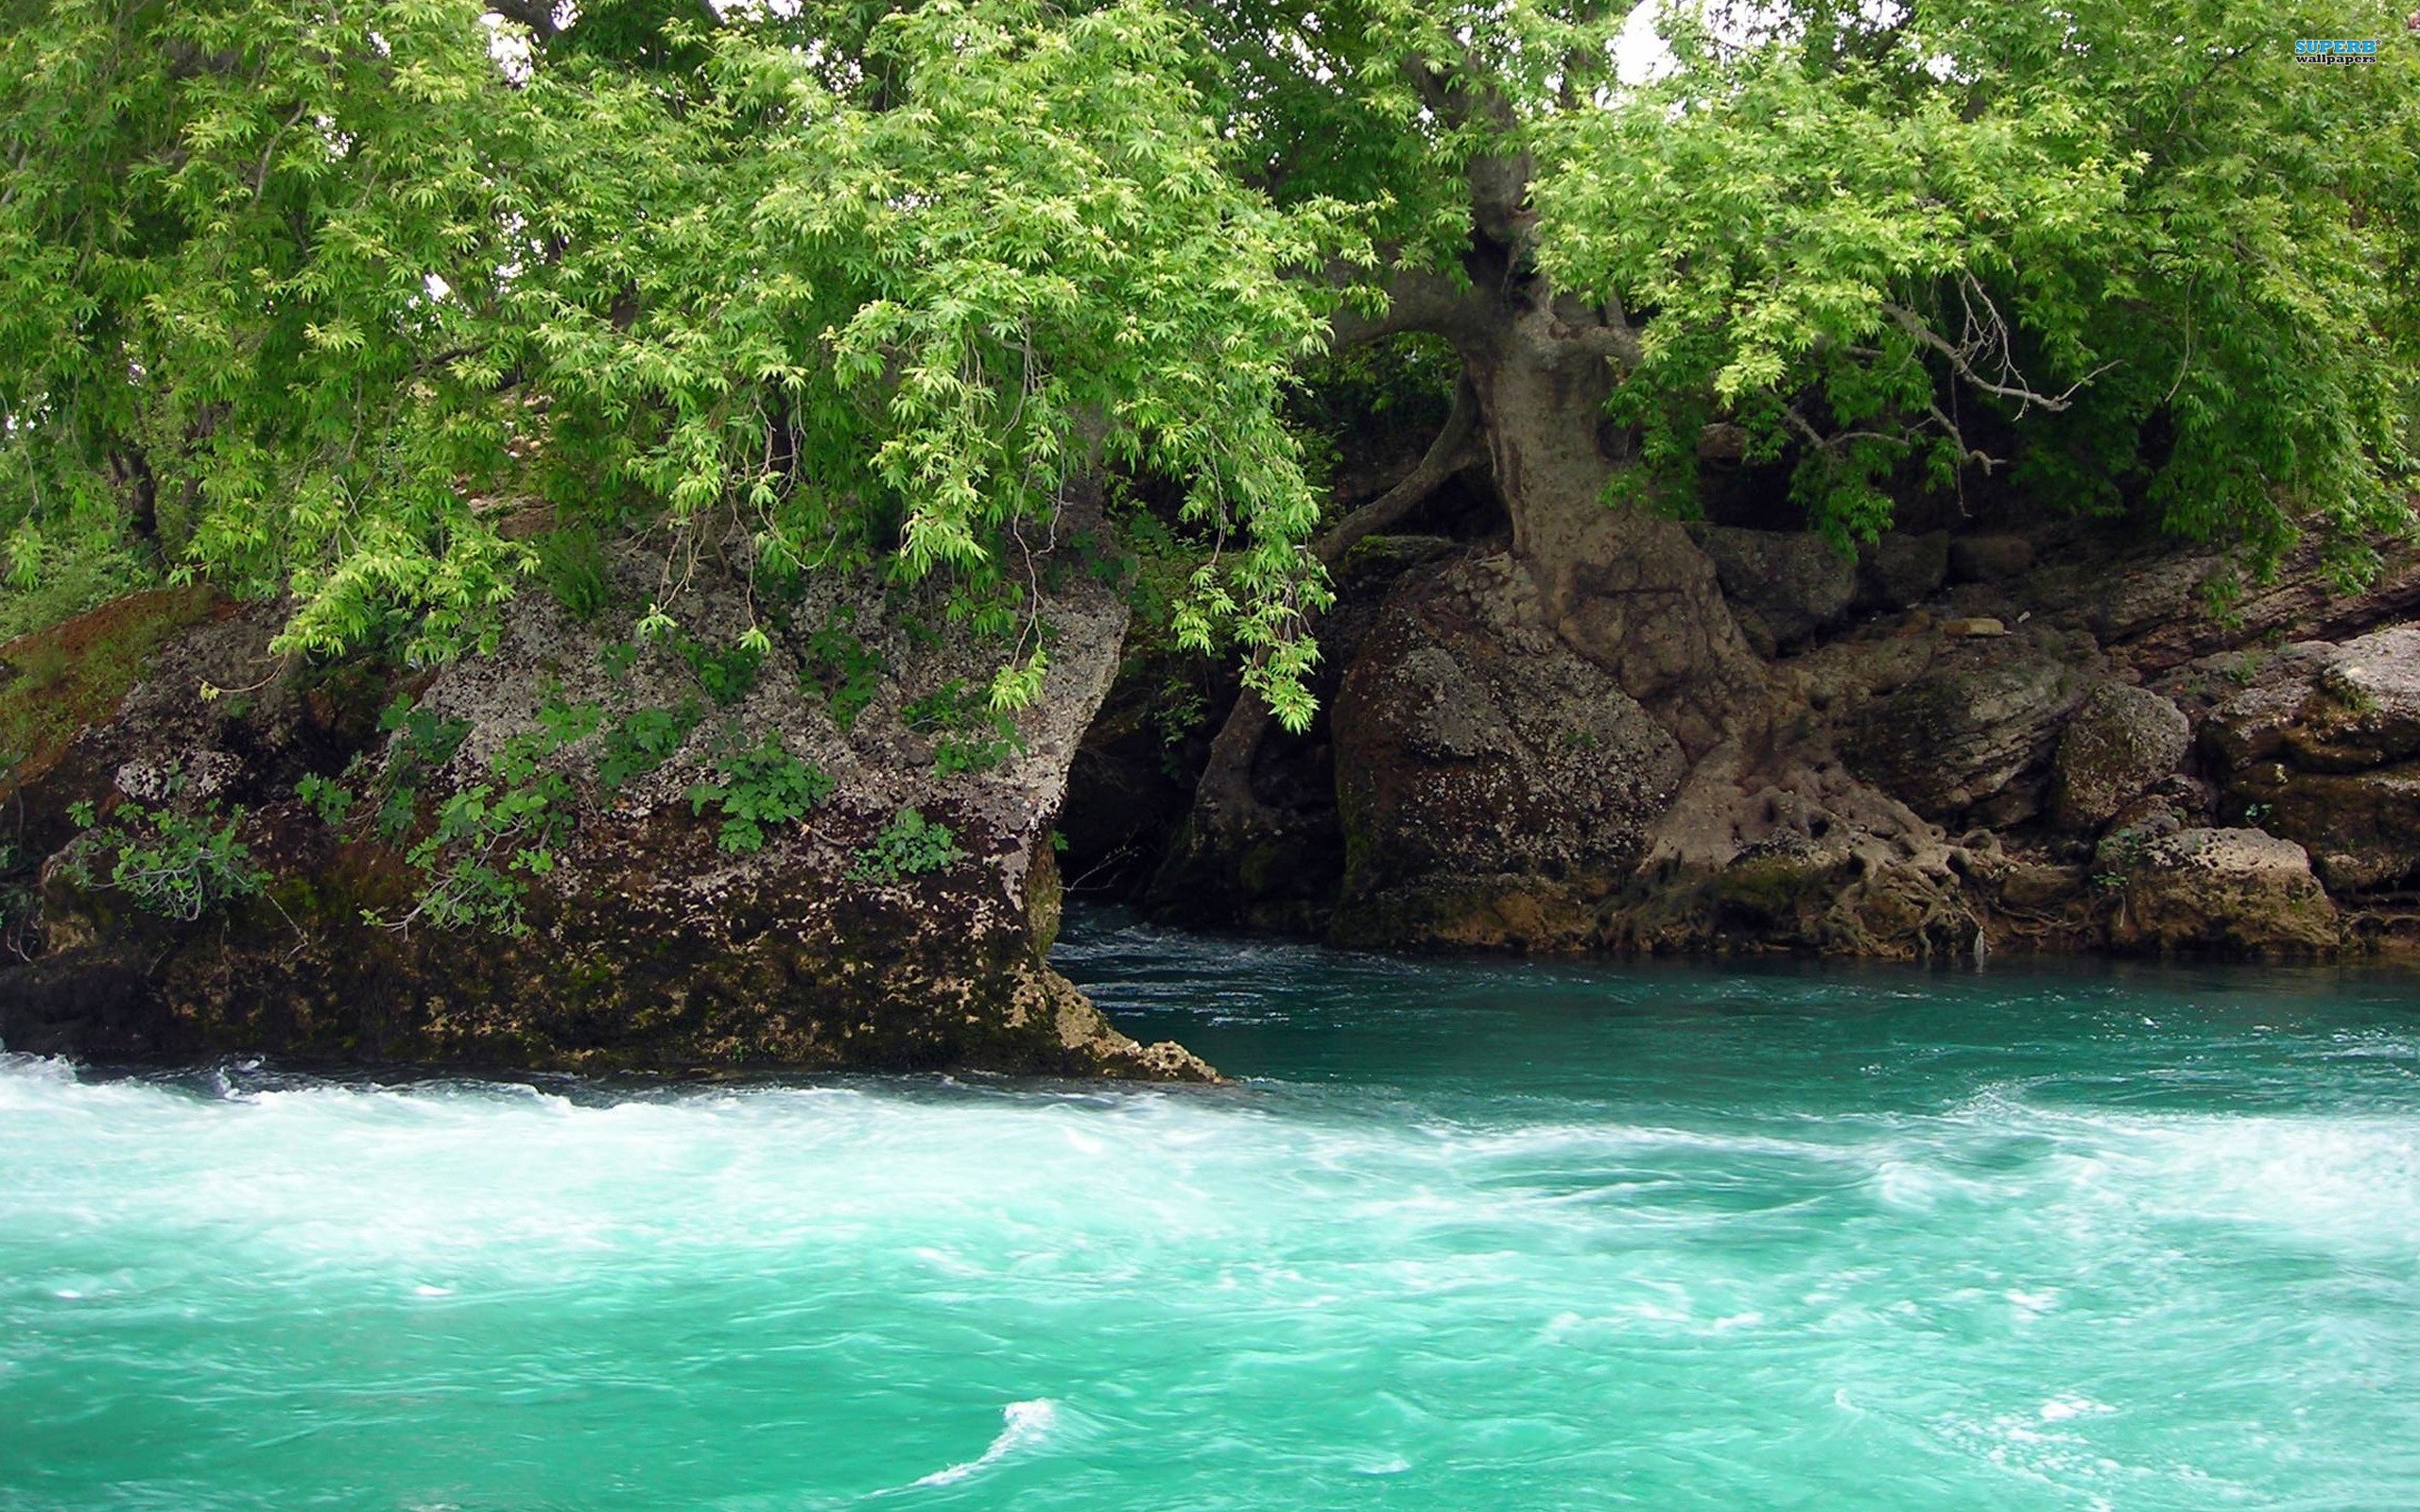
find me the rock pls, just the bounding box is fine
[0,537,1212,1081]
[1327,554,1687,948]
[2110,827,2339,955]
[2050,683,2190,831]
[1694,526,1859,654]
[2228,764,2420,893]
[1948,534,2035,585]
[2302,626,2420,766]
[2082,541,2420,677]
[2200,625,2420,894]
[1858,530,1950,610]
[1840,655,2082,822]
[1940,617,2009,639]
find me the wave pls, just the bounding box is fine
[898,1399,1059,1491]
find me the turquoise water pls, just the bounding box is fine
[4,915,2419,1510]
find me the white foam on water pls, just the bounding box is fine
[5,1022,2418,1510]
[904,1399,1059,1488]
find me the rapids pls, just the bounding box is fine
[3,910,2416,1508]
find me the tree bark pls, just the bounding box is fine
[1443,273,1763,758]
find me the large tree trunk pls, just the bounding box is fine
[1144,259,1778,934]
[1452,286,1766,760]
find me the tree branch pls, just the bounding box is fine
[486,2,561,42]
[1325,261,1478,349]
[1882,280,2113,416]
[1184,377,1484,834]
[1312,375,1481,566]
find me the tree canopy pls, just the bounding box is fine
[4,0,2415,722]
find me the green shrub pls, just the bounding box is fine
[373,695,473,838]
[395,775,572,936]
[802,611,883,732]
[531,525,613,623]
[685,736,834,852]
[596,701,701,789]
[904,679,1024,776]
[64,798,262,921]
[295,773,354,828]
[849,807,967,883]
[677,635,764,706]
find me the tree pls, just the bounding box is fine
[4,0,2415,764]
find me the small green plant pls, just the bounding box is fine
[392,775,573,936]
[849,806,967,883]
[685,736,834,852]
[596,701,702,789]
[532,525,614,623]
[597,641,641,679]
[1151,679,1207,748]
[295,773,354,828]
[902,680,977,734]
[934,728,1020,777]
[376,693,473,835]
[370,695,599,936]
[905,679,1024,776]
[802,611,883,732]
[677,635,765,706]
[64,799,263,921]
[493,696,603,783]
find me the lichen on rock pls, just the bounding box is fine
[2050,683,2190,833]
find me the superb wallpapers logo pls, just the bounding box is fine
[2295,39,2378,62]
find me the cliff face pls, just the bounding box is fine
[0,538,1211,1080]
[1100,511,2420,962]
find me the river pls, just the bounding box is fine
[3,909,2416,1508]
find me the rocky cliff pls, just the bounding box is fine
[1108,503,2420,963]
[0,534,1211,1079]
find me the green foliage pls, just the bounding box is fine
[1,0,1336,713]
[5,0,2411,725]
[1530,0,2419,558]
[685,736,834,852]
[596,701,702,789]
[295,774,354,828]
[801,611,883,732]
[532,526,614,624]
[65,797,262,921]
[676,634,765,707]
[396,774,573,936]
[381,694,473,779]
[849,807,968,884]
[491,696,601,783]
[375,694,596,935]
[597,641,642,680]
[0,521,157,644]
[373,694,472,838]
[905,678,1025,776]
